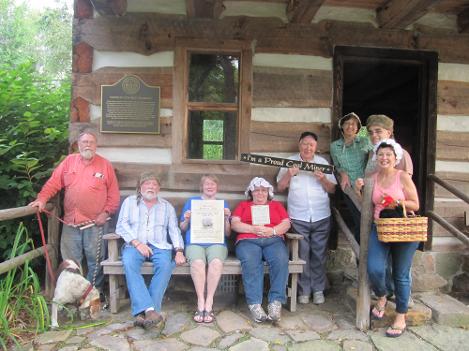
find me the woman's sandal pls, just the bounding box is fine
[203,310,215,323]
[193,310,205,323]
[371,301,387,320]
[386,325,406,338]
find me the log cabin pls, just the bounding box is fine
[71,0,469,295]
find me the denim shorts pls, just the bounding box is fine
[185,244,228,264]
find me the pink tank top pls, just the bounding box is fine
[372,170,405,219]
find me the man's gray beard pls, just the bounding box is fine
[142,192,157,201]
[80,149,94,160]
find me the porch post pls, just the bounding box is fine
[356,177,374,330]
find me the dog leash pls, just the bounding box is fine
[36,212,57,283]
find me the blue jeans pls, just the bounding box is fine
[235,237,289,305]
[61,223,108,289]
[122,244,175,316]
[367,224,418,313]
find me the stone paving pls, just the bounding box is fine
[22,290,469,351]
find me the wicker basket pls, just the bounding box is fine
[375,202,428,242]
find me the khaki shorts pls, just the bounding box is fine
[185,244,228,264]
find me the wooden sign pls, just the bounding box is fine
[240,153,334,174]
[101,75,160,134]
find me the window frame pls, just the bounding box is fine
[172,39,252,164]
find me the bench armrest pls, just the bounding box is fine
[285,232,302,261]
[103,233,122,261]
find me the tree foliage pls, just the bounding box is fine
[0,0,72,259]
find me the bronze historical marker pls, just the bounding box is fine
[101,75,160,134]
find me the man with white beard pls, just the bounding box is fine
[29,127,120,290]
[116,172,186,329]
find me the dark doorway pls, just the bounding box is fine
[333,46,438,249]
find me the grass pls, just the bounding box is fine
[0,223,49,350]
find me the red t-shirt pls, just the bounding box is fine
[232,200,290,242]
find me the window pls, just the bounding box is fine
[187,53,239,160]
[172,41,251,164]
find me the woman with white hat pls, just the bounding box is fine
[231,177,291,323]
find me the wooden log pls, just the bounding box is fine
[73,67,173,107]
[253,66,332,108]
[75,14,329,56]
[74,14,469,63]
[356,177,373,331]
[427,211,469,247]
[0,203,53,222]
[249,121,330,153]
[96,117,172,148]
[323,21,416,54]
[418,33,469,64]
[376,0,438,29]
[437,81,469,115]
[429,174,469,204]
[45,202,60,299]
[434,172,469,199]
[0,245,53,275]
[286,0,325,24]
[436,131,469,161]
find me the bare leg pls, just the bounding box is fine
[190,260,207,312]
[205,258,223,312]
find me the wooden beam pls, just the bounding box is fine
[377,0,439,29]
[457,7,469,33]
[186,0,225,19]
[89,0,127,17]
[286,0,325,24]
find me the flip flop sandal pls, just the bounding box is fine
[203,310,215,323]
[371,302,386,320]
[193,310,205,323]
[386,325,406,338]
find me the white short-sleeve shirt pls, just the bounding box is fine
[277,153,337,223]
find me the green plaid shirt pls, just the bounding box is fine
[330,135,372,183]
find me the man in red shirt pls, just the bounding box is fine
[29,128,120,290]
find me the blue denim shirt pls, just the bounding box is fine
[116,195,184,250]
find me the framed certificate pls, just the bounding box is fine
[251,205,270,225]
[190,200,225,244]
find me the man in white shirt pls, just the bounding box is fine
[277,132,337,304]
[116,172,186,329]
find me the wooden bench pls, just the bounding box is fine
[101,233,305,313]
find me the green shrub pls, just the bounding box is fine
[0,223,49,350]
[0,61,69,259]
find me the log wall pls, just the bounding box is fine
[72,0,469,249]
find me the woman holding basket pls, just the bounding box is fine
[355,139,420,338]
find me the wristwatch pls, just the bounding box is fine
[175,248,184,253]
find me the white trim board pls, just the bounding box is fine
[253,54,332,70]
[93,51,174,70]
[252,107,331,123]
[97,148,172,164]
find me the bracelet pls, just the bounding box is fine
[175,248,184,253]
[272,227,277,236]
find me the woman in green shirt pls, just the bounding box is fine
[330,112,372,242]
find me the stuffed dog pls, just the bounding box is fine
[51,259,101,328]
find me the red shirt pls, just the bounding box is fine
[37,153,120,225]
[232,200,290,242]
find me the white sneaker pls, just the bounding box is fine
[298,295,310,304]
[313,291,325,304]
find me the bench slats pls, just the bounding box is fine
[102,232,305,313]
